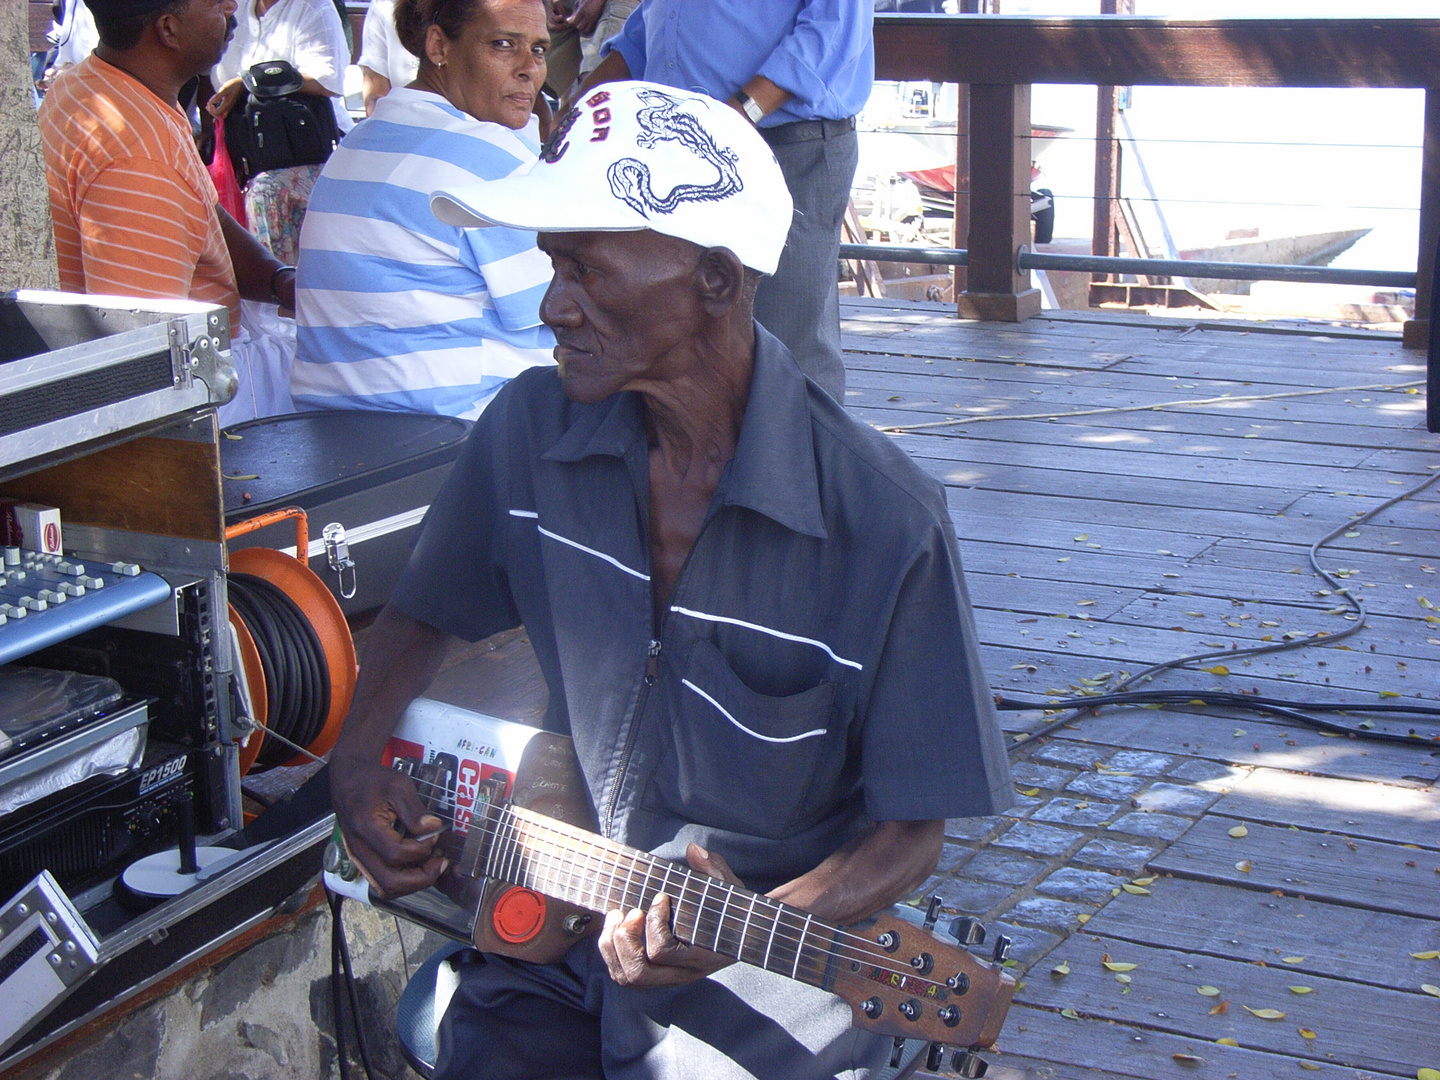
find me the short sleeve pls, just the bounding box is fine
[357,1,391,73]
[291,0,350,94]
[600,1,646,74]
[74,158,207,302]
[860,524,1013,822]
[457,227,552,332]
[391,391,522,641]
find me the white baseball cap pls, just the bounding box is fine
[431,81,794,275]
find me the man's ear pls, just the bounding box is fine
[696,247,746,317]
[424,23,450,68]
[151,9,185,51]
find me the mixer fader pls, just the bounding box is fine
[0,547,171,665]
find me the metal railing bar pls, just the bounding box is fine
[838,244,1417,288]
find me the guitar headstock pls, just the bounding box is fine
[831,901,1016,1055]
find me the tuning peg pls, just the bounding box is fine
[923,894,943,931]
[926,1043,945,1071]
[889,1036,906,1068]
[949,916,986,946]
[991,934,1013,964]
[951,1049,989,1078]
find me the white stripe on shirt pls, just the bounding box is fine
[682,679,829,744]
[668,605,863,671]
[536,525,649,582]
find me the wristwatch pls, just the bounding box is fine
[735,90,766,125]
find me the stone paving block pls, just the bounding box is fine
[1105,750,1175,776]
[1031,797,1121,828]
[991,821,1087,857]
[1064,771,1146,799]
[1073,836,1159,874]
[968,921,1064,970]
[936,842,975,872]
[1107,811,1194,841]
[944,815,1009,843]
[961,848,1051,886]
[1003,896,1095,933]
[912,875,1015,916]
[1035,866,1125,904]
[1168,758,1247,784]
[1009,761,1077,791]
[1030,741,1110,769]
[1133,781,1221,814]
[1002,791,1043,817]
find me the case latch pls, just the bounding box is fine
[321,522,357,599]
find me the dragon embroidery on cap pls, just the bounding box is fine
[606,89,742,217]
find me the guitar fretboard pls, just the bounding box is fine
[458,805,842,988]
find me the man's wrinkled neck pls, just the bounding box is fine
[93,46,188,109]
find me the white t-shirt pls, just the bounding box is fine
[357,0,420,88]
[213,0,354,132]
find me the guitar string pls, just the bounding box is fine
[460,797,966,989]
[392,774,976,986]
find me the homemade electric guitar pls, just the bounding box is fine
[330,721,1017,1063]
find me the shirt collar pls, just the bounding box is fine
[541,324,826,539]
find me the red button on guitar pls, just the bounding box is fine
[492,886,547,943]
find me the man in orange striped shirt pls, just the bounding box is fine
[38,0,299,422]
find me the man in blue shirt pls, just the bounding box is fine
[578,1,874,403]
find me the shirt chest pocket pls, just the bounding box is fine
[652,638,849,841]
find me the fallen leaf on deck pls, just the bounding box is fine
[1299,1027,1317,1040]
[1132,876,1156,886]
[1282,956,1306,964]
[1074,534,1088,542]
[223,472,260,481]
[1380,690,1402,699]
[1243,1007,1286,1020]
[1419,597,1435,610]
[1121,884,1151,895]
[1418,1070,1440,1080]
[1016,786,1040,797]
[1197,985,1222,996]
[1115,973,1132,984]
[1422,984,1440,997]
[1409,951,1440,960]
[1203,665,1231,675]
[1210,1000,1229,1015]
[1229,824,1249,838]
[1051,961,1070,976]
[1057,556,1071,563]
[1235,860,1252,872]
[1215,1037,1239,1046]
[1076,913,1091,924]
[1102,961,1138,972]
[1299,1062,1321,1071]
[1288,986,1313,994]
[1233,728,1246,737]
[1060,1008,1079,1020]
[1172,1053,1205,1066]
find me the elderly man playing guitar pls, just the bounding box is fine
[330,81,1013,1080]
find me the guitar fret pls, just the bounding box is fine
[739,893,759,966]
[792,913,813,981]
[761,897,779,972]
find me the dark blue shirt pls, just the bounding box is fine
[604,0,876,127]
[393,327,1011,893]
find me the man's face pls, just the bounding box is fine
[170,0,237,76]
[537,230,706,404]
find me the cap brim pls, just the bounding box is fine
[431,170,650,234]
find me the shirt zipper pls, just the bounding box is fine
[602,636,661,836]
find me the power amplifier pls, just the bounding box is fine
[0,741,194,901]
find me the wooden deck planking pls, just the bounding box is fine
[1149,815,1440,918]
[1014,934,1437,1075]
[1079,878,1440,992]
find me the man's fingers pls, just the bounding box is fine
[344,834,446,899]
[685,842,744,888]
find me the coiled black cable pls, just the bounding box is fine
[229,573,330,768]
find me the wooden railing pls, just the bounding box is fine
[871,14,1440,357]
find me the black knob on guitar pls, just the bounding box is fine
[910,951,933,975]
[946,971,971,994]
[952,1049,989,1078]
[876,930,900,952]
[898,998,922,1021]
[950,916,986,946]
[861,996,883,1019]
[937,1004,961,1027]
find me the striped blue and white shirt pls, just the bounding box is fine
[293,88,556,419]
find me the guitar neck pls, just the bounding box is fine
[453,804,842,989]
